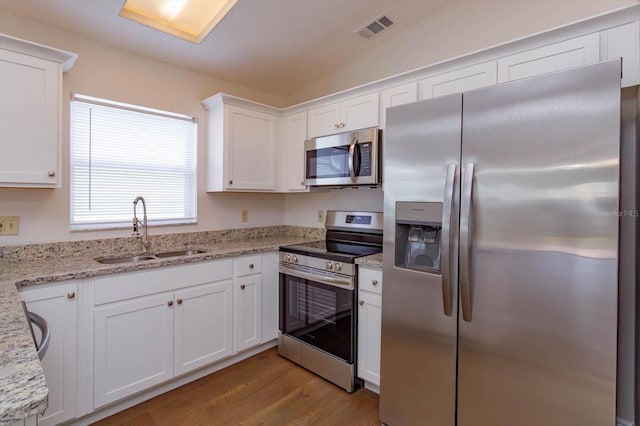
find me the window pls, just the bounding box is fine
[70,94,197,230]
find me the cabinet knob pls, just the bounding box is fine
[229,180,233,185]
[240,284,246,290]
[67,292,76,299]
[48,171,56,177]
[167,300,174,307]
[249,263,254,269]
[334,123,339,128]
[177,299,183,305]
[372,280,378,285]
[339,122,345,128]
[359,300,365,306]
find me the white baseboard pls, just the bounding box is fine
[617,417,634,426]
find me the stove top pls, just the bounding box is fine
[280,211,383,263]
[279,240,382,263]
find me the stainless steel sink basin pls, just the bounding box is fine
[96,254,159,264]
[95,249,207,264]
[156,249,208,258]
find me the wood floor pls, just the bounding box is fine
[94,348,380,425]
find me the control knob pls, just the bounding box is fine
[334,262,342,271]
[283,254,291,262]
[326,261,333,270]
[292,255,299,263]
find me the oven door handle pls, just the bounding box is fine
[280,265,354,290]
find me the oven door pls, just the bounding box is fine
[279,263,356,363]
[304,128,379,186]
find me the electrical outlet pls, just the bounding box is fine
[0,216,19,235]
[317,210,324,223]
[241,209,248,223]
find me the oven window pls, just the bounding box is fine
[280,274,354,362]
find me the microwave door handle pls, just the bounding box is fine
[348,136,357,183]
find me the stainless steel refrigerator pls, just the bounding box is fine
[381,60,621,426]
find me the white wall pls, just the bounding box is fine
[0,12,286,245]
[285,0,637,104]
[284,189,383,227]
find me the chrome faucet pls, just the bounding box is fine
[132,196,150,252]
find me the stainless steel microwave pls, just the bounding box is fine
[304,128,382,187]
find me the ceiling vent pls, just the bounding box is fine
[355,15,394,39]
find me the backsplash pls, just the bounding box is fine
[0,226,324,263]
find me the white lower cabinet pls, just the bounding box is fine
[234,254,263,352]
[20,281,78,426]
[357,267,382,391]
[174,281,233,375]
[92,259,234,408]
[94,292,175,408]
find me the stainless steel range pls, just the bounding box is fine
[278,210,383,392]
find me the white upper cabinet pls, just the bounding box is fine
[281,111,309,192]
[202,94,277,192]
[380,82,418,128]
[603,21,639,87]
[308,92,379,138]
[0,35,76,188]
[418,61,497,100]
[497,33,600,83]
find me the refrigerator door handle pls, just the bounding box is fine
[460,162,474,322]
[441,163,457,316]
[348,135,358,183]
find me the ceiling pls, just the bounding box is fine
[0,0,448,99]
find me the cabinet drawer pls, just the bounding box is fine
[359,267,382,294]
[235,254,262,277]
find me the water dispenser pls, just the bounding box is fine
[395,202,443,273]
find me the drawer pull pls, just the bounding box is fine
[249,263,254,269]
[167,300,174,307]
[240,284,246,290]
[372,280,378,285]
[67,292,76,299]
[48,171,56,177]
[177,299,183,305]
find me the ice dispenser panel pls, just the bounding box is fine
[395,202,443,273]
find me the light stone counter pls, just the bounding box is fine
[356,252,383,269]
[0,226,323,425]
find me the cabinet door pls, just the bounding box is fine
[21,282,78,426]
[380,82,418,129]
[357,291,382,387]
[260,252,279,343]
[94,293,174,408]
[604,22,639,88]
[234,275,262,352]
[283,112,309,191]
[0,50,59,186]
[419,61,497,100]
[174,280,233,376]
[341,92,379,132]
[497,33,599,83]
[308,102,341,138]
[225,105,276,190]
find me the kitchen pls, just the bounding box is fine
[0,0,638,425]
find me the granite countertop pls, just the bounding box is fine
[0,230,322,424]
[356,252,383,269]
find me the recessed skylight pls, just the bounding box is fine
[120,0,238,44]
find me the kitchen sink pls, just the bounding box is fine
[155,249,208,258]
[95,249,208,264]
[96,254,159,264]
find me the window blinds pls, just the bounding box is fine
[70,94,197,230]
